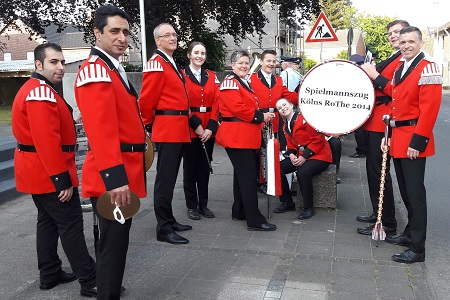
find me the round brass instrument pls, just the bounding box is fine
[144,136,155,171]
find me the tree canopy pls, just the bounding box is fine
[354,14,397,63]
[1,0,321,69]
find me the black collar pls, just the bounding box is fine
[90,48,116,71]
[232,72,253,93]
[31,72,57,90]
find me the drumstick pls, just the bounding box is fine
[202,142,213,174]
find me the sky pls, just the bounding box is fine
[351,0,449,29]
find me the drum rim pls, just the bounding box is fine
[298,59,375,135]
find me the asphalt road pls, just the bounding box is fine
[420,91,450,299]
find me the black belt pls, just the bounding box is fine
[155,110,189,116]
[259,108,276,113]
[87,143,147,152]
[17,143,76,152]
[389,119,418,128]
[120,143,146,152]
[221,117,242,122]
[190,106,212,112]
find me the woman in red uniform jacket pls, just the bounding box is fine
[216,50,276,231]
[182,41,220,220]
[275,99,332,220]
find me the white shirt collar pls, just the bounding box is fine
[158,48,176,66]
[94,46,120,69]
[190,66,201,75]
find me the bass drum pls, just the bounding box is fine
[298,59,375,136]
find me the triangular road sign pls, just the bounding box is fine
[306,12,339,43]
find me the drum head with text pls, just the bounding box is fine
[298,59,375,135]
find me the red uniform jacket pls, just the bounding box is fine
[379,52,442,158]
[140,50,197,142]
[364,51,402,132]
[250,70,298,133]
[74,48,146,198]
[183,68,220,138]
[283,111,332,163]
[216,73,265,149]
[12,73,78,194]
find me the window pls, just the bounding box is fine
[4,53,11,61]
[27,52,34,60]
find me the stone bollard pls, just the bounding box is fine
[291,164,337,209]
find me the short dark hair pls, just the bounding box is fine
[400,26,422,41]
[93,5,130,33]
[260,50,277,61]
[230,50,250,64]
[34,43,62,65]
[387,20,410,31]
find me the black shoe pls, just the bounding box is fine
[385,234,412,247]
[80,286,97,297]
[349,152,366,158]
[248,223,277,231]
[392,249,425,264]
[232,216,245,221]
[356,213,377,223]
[298,208,315,220]
[198,207,215,218]
[172,222,192,231]
[39,270,77,290]
[81,286,126,297]
[187,208,201,220]
[157,232,189,244]
[273,202,295,213]
[357,224,396,235]
[336,176,341,184]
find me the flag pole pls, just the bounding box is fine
[139,0,147,65]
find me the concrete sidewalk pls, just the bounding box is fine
[0,135,435,300]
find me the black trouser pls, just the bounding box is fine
[183,137,215,209]
[354,128,368,155]
[225,148,267,227]
[154,142,186,234]
[91,197,131,300]
[32,189,96,288]
[393,157,427,253]
[327,137,341,171]
[278,115,287,151]
[279,158,330,209]
[366,131,396,228]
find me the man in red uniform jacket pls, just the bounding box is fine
[250,50,297,139]
[357,20,410,236]
[140,23,201,244]
[74,5,146,298]
[364,26,442,263]
[12,43,96,296]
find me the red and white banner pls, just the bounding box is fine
[266,138,282,196]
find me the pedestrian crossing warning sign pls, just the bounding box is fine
[305,12,338,43]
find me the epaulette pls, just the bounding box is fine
[220,79,239,90]
[26,85,56,103]
[419,62,443,85]
[88,55,99,63]
[76,64,112,87]
[143,60,163,73]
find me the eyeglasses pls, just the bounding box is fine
[158,33,178,39]
[233,62,250,66]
